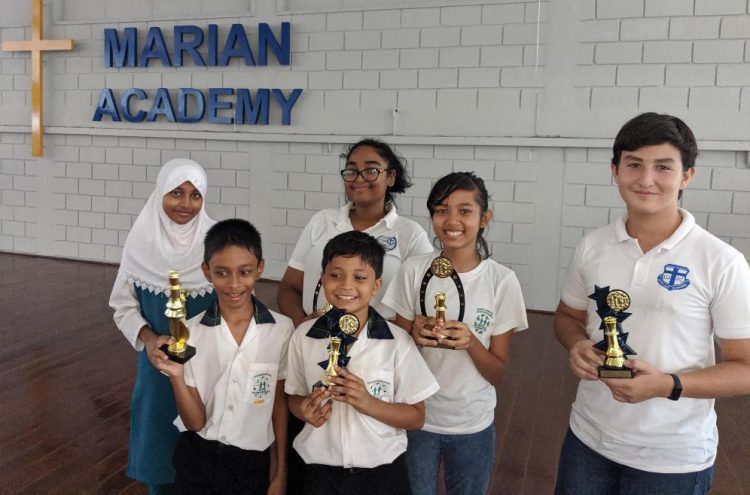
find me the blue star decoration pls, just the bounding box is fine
[316,306,358,371]
[589,285,637,357]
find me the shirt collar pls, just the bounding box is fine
[306,307,393,339]
[200,295,276,327]
[612,208,695,251]
[329,202,399,231]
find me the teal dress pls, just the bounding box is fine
[126,286,215,486]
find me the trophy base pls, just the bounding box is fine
[160,343,196,364]
[598,366,634,378]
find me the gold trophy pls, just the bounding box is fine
[160,271,196,364]
[593,288,636,378]
[321,337,342,386]
[313,313,359,390]
[431,292,456,349]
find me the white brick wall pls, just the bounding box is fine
[1,0,749,311]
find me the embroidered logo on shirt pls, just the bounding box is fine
[376,235,397,251]
[657,264,690,291]
[251,372,272,404]
[367,379,389,400]
[473,308,494,334]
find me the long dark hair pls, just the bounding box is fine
[341,138,412,204]
[427,172,491,260]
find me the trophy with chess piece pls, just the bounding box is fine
[590,286,637,378]
[160,271,196,364]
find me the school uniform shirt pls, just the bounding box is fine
[174,296,294,452]
[561,209,750,473]
[284,308,439,469]
[287,203,433,320]
[382,252,528,435]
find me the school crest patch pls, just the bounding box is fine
[473,308,494,334]
[367,379,389,400]
[251,372,272,404]
[657,264,690,291]
[377,235,397,251]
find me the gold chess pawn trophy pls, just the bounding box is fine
[160,271,196,364]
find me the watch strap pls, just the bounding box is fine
[668,373,682,401]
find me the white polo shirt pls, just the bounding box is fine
[382,252,528,434]
[561,209,750,473]
[284,308,439,468]
[174,296,294,452]
[287,203,433,320]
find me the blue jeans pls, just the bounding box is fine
[555,428,714,495]
[406,424,495,495]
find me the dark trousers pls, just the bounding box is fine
[287,413,306,494]
[172,431,270,495]
[303,453,412,495]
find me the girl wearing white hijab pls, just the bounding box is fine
[109,158,215,494]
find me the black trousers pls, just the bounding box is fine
[172,431,270,495]
[303,453,412,495]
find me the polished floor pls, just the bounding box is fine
[1,253,748,494]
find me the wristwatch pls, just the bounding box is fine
[668,373,682,401]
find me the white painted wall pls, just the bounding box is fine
[1,0,748,310]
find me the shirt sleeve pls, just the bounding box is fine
[287,214,318,271]
[109,273,148,351]
[560,238,591,311]
[182,319,200,388]
[405,224,434,258]
[283,330,309,396]
[492,270,529,335]
[276,318,295,381]
[711,252,750,339]
[381,258,418,321]
[392,330,439,404]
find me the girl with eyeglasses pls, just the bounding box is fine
[277,138,433,327]
[277,138,434,495]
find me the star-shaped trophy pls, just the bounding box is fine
[590,286,637,378]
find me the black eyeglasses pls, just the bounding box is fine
[340,167,388,182]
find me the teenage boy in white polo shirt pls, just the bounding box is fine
[155,219,294,495]
[285,231,439,495]
[554,113,750,494]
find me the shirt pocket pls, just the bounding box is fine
[247,363,279,406]
[359,369,399,438]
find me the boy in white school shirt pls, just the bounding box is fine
[553,113,750,495]
[155,219,294,495]
[285,231,439,495]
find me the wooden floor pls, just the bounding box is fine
[1,252,748,494]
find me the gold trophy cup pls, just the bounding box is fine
[160,271,196,364]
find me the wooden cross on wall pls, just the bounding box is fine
[1,0,75,157]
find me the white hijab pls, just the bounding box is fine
[117,158,215,297]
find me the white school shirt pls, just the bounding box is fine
[287,203,433,320]
[174,296,295,451]
[284,308,439,468]
[561,209,750,473]
[382,252,528,434]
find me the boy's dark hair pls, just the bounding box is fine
[203,219,262,264]
[427,172,492,260]
[612,112,698,172]
[341,138,413,204]
[321,231,385,278]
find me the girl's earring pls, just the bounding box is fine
[432,237,443,250]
